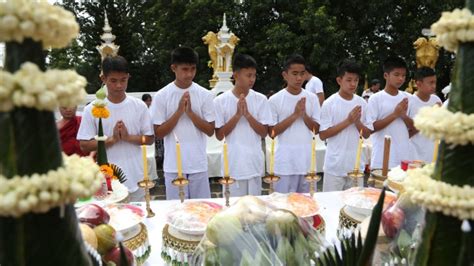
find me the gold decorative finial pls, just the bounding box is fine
[413,37,439,69]
[96,12,120,60]
[202,13,239,88]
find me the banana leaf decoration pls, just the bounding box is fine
[0,39,92,265]
[413,1,474,265]
[318,188,386,266]
[110,163,128,184]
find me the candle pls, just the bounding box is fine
[310,128,316,173]
[270,130,275,175]
[354,129,363,172]
[141,136,148,181]
[223,137,229,177]
[432,139,440,163]
[382,135,391,177]
[174,133,183,179]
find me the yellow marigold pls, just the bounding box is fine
[92,106,110,118]
[100,165,113,177]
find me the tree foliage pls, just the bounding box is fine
[49,0,463,96]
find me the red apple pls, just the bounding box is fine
[77,204,110,227]
[382,203,405,238]
[103,245,135,266]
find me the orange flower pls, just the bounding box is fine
[100,165,113,177]
[92,106,110,118]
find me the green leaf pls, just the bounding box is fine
[357,188,385,266]
[10,108,63,175]
[119,242,130,266]
[0,113,17,177]
[97,118,108,165]
[397,229,412,258]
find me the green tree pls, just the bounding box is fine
[49,0,464,97]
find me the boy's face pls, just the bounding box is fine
[172,63,196,87]
[416,75,437,95]
[234,67,256,91]
[336,72,359,95]
[282,63,306,89]
[370,83,381,92]
[101,71,129,97]
[384,68,406,89]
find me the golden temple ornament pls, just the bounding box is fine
[202,13,239,91]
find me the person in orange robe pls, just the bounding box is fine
[57,106,89,156]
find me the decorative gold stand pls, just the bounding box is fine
[263,174,280,194]
[137,179,155,218]
[123,223,151,266]
[172,177,189,203]
[339,206,363,229]
[161,224,201,264]
[347,169,364,187]
[305,172,321,197]
[368,168,386,188]
[218,176,235,207]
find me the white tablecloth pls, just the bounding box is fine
[141,191,344,265]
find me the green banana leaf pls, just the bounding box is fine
[414,8,474,264]
[0,38,93,266]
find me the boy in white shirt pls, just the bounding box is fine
[78,56,154,201]
[320,60,371,191]
[150,47,215,200]
[214,54,272,196]
[366,56,414,169]
[408,67,442,162]
[269,54,321,193]
[304,69,325,106]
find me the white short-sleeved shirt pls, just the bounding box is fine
[362,90,375,99]
[408,94,442,162]
[366,90,410,168]
[268,89,321,175]
[150,82,215,174]
[77,96,154,192]
[214,90,273,180]
[305,76,324,95]
[320,93,368,176]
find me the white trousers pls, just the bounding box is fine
[129,188,146,202]
[322,172,363,192]
[274,174,311,194]
[223,176,262,197]
[164,171,211,200]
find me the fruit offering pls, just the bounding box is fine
[77,203,110,227]
[192,196,326,265]
[167,201,223,235]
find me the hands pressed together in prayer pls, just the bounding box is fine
[113,120,130,142]
[236,94,252,119]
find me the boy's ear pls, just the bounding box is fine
[100,73,105,83]
[336,76,342,86]
[170,64,177,72]
[383,72,389,80]
[415,79,422,87]
[282,70,288,80]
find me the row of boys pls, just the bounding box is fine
[77,47,441,200]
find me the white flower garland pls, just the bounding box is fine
[431,8,474,52]
[0,62,87,112]
[94,135,108,142]
[403,164,474,220]
[414,105,474,146]
[0,0,79,48]
[0,154,103,218]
